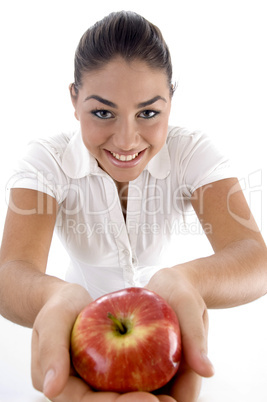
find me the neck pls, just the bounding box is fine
[114,180,129,221]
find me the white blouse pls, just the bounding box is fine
[9,126,234,300]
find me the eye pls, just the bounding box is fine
[139,110,160,119]
[91,109,113,119]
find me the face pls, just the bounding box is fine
[71,58,172,186]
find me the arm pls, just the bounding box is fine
[149,178,267,309]
[0,188,66,326]
[0,189,171,402]
[0,189,89,396]
[147,177,267,401]
[181,177,267,308]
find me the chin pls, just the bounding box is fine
[112,169,143,184]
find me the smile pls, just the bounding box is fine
[110,151,139,161]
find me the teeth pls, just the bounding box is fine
[111,152,139,161]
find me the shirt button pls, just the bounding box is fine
[123,249,130,256]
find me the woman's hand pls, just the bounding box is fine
[31,283,91,399]
[31,283,176,402]
[146,267,215,402]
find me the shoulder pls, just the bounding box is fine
[165,126,233,195]
[167,125,207,144]
[29,131,75,164]
[166,125,211,161]
[8,132,76,203]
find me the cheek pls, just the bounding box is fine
[80,121,109,148]
[144,121,168,147]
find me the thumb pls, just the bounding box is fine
[41,342,70,398]
[31,304,73,399]
[176,295,214,378]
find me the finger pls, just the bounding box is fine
[153,356,202,402]
[172,293,214,378]
[117,392,174,402]
[171,363,202,402]
[46,375,172,402]
[154,396,176,402]
[31,303,73,399]
[47,375,118,402]
[181,307,214,377]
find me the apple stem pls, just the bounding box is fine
[107,312,127,335]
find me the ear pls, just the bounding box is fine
[69,83,79,120]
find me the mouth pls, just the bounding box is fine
[104,149,146,168]
[110,151,139,162]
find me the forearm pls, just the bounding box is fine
[0,260,70,327]
[176,239,267,308]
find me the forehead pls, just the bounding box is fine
[80,57,170,97]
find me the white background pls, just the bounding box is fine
[0,1,266,401]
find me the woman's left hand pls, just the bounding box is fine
[146,267,215,402]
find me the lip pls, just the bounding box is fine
[104,149,146,168]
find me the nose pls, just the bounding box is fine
[112,118,140,151]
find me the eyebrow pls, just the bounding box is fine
[84,95,167,108]
[84,95,117,108]
[137,96,167,108]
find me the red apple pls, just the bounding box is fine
[70,287,181,392]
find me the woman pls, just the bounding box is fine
[0,11,266,402]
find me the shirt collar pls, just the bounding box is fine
[61,130,101,178]
[61,130,171,180]
[145,141,171,179]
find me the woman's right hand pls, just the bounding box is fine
[31,283,174,402]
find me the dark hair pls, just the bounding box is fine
[73,11,174,95]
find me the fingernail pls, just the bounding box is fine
[43,369,55,396]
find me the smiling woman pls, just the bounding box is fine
[70,57,171,185]
[0,8,266,402]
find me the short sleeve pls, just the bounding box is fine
[7,140,69,204]
[168,128,235,198]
